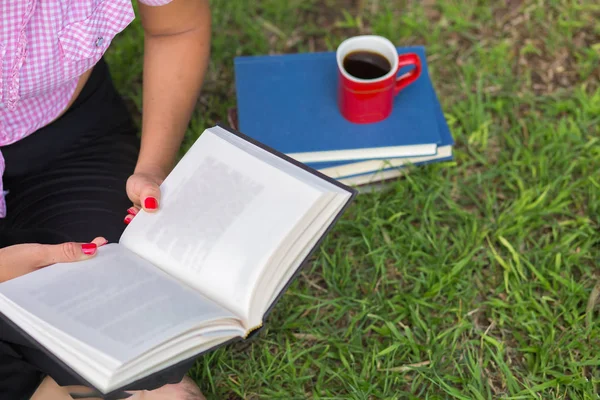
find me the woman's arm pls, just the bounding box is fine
[126,0,211,213]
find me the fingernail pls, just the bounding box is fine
[82,243,97,255]
[144,197,158,210]
[124,214,133,225]
[127,207,138,216]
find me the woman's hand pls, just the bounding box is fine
[0,237,107,283]
[125,170,165,224]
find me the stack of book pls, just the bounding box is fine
[233,45,453,187]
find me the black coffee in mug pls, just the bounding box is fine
[342,50,392,80]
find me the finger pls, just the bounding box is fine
[139,182,161,213]
[126,176,161,212]
[127,206,139,216]
[35,241,100,267]
[30,242,98,268]
[124,206,139,225]
[125,175,143,208]
[91,237,108,247]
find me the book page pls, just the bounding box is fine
[120,128,324,321]
[0,244,242,364]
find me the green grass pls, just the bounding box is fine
[105,0,600,398]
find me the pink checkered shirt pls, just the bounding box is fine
[0,0,172,218]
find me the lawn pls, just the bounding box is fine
[106,1,600,398]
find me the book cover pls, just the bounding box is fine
[234,46,442,163]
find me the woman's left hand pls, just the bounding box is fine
[124,171,165,224]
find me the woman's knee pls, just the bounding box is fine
[173,377,205,400]
[30,376,104,400]
[129,376,205,400]
[31,375,205,400]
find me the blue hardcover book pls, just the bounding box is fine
[337,112,454,186]
[308,82,454,182]
[234,46,442,163]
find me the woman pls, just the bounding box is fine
[0,0,211,398]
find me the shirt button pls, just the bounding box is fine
[95,37,104,47]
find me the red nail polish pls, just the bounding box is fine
[127,207,138,215]
[144,197,158,210]
[82,243,97,255]
[124,215,133,225]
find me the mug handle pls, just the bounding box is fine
[394,53,422,95]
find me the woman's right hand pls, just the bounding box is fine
[0,237,107,283]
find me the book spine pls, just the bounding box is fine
[244,323,264,339]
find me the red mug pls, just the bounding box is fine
[336,35,422,124]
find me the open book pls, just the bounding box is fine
[0,125,356,396]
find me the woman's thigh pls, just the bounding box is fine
[2,129,139,244]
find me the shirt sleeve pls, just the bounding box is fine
[137,0,174,6]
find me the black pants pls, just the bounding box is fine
[0,59,193,399]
